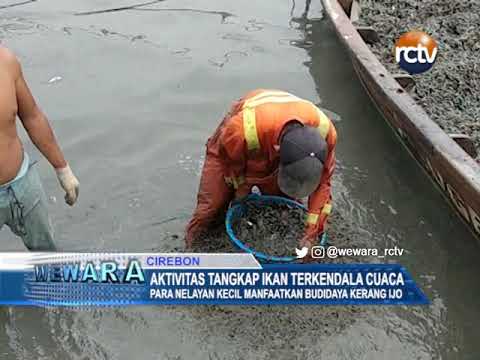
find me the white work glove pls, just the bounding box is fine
[251,186,262,195]
[56,164,80,206]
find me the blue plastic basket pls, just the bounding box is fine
[225,194,328,263]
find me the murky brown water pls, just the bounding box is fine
[0,0,479,359]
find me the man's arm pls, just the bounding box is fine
[298,133,336,257]
[10,55,66,169]
[6,49,79,206]
[218,116,248,197]
[185,152,234,247]
[303,119,338,245]
[186,112,245,246]
[306,148,335,236]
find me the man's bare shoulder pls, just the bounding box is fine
[0,46,20,76]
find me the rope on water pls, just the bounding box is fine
[0,0,36,10]
[132,8,235,21]
[74,0,165,16]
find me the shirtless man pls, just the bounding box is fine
[0,47,79,250]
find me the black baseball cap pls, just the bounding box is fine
[278,124,328,199]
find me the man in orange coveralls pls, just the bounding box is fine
[186,89,337,252]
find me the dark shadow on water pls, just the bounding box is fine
[289,0,312,30]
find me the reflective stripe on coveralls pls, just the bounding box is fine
[224,175,245,189]
[306,203,332,225]
[239,90,333,222]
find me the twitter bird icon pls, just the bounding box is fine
[295,247,308,259]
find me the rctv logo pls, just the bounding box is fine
[394,31,438,74]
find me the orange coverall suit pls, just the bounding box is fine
[186,89,337,245]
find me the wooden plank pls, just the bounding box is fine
[322,0,480,238]
[393,74,415,92]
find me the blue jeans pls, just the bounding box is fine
[0,161,55,251]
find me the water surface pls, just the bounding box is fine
[0,0,479,359]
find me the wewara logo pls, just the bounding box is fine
[394,31,438,74]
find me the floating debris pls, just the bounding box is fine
[48,76,62,84]
[388,205,398,215]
